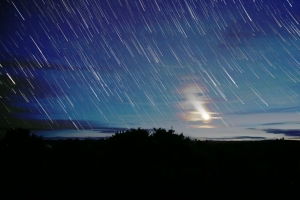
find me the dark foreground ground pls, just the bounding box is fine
[1,128,299,199]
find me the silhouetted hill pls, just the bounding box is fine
[1,128,300,199]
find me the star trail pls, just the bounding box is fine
[0,0,300,139]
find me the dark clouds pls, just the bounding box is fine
[208,136,267,140]
[263,129,300,137]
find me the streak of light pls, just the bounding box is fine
[12,2,25,20]
[6,73,16,85]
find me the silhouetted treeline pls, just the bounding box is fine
[1,128,300,199]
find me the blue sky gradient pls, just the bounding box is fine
[1,0,300,139]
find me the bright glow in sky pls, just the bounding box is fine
[0,0,300,140]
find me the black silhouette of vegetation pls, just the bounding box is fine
[1,127,300,199]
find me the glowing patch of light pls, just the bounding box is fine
[202,112,210,121]
[180,84,212,123]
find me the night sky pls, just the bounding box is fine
[1,0,300,140]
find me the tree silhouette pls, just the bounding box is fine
[3,128,30,142]
[3,127,42,144]
[109,127,150,142]
[1,127,299,199]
